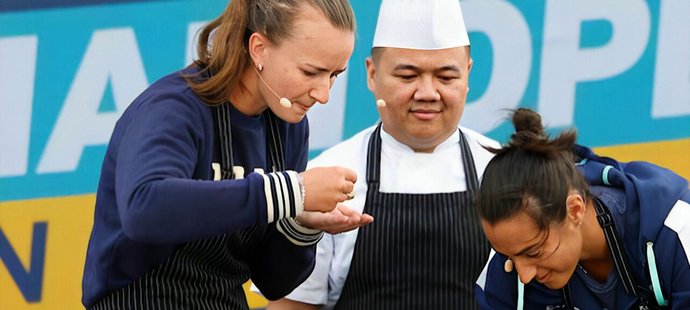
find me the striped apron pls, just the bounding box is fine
[90,104,285,310]
[335,124,490,310]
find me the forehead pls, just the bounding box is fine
[276,4,354,67]
[287,4,349,43]
[376,47,469,69]
[482,212,544,255]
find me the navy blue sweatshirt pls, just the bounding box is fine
[82,67,322,307]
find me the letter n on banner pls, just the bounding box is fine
[0,222,47,302]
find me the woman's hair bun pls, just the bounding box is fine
[513,107,545,137]
[482,108,577,157]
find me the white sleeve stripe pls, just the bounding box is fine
[285,219,322,241]
[279,219,315,241]
[261,173,274,222]
[277,172,292,217]
[262,171,305,223]
[476,249,496,290]
[276,218,323,246]
[272,172,286,219]
[664,199,690,265]
[285,171,304,215]
[268,173,281,222]
[277,172,296,218]
[282,172,297,217]
[286,217,321,235]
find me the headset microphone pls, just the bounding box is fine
[279,97,292,109]
[254,65,292,108]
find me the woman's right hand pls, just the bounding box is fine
[300,166,356,212]
[296,204,374,234]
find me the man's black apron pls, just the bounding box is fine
[90,103,284,310]
[335,124,491,310]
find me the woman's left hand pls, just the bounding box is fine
[296,204,374,234]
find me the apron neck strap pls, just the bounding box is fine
[213,103,284,180]
[364,123,479,191]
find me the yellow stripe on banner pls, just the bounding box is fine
[593,137,690,181]
[0,194,96,309]
[0,195,268,309]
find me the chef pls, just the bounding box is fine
[258,0,498,308]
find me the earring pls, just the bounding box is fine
[258,64,263,72]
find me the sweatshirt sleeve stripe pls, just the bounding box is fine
[273,173,285,219]
[283,171,300,217]
[270,174,281,221]
[261,171,305,223]
[276,218,323,246]
[261,173,275,222]
[282,172,296,217]
[276,172,292,218]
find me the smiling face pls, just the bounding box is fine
[249,4,355,123]
[366,46,472,152]
[482,210,583,289]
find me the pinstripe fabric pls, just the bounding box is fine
[89,104,285,310]
[215,102,236,179]
[89,231,261,310]
[335,124,490,310]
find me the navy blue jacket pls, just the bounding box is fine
[476,145,690,309]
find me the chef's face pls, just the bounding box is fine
[365,46,472,152]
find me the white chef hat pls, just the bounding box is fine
[372,0,469,50]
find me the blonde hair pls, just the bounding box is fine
[186,0,356,105]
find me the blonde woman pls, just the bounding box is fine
[82,1,372,309]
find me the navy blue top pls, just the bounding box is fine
[82,67,315,306]
[476,145,690,309]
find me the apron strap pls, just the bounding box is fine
[365,124,479,192]
[213,104,285,179]
[213,103,236,179]
[457,128,479,192]
[365,123,383,185]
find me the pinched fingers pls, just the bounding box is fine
[302,166,360,212]
[338,166,357,184]
[338,167,357,201]
[341,182,355,201]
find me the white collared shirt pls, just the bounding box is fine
[252,125,498,307]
